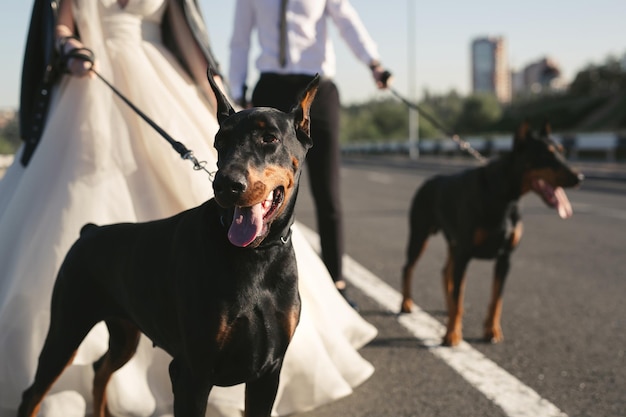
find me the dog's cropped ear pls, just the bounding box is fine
[513,120,531,151]
[207,67,236,125]
[291,75,320,142]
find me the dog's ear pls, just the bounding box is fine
[513,120,531,151]
[291,75,320,142]
[207,67,236,125]
[540,120,552,136]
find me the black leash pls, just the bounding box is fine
[388,86,487,163]
[60,44,215,179]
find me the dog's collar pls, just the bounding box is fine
[277,226,293,246]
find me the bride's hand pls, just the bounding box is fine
[57,36,97,79]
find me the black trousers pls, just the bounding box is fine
[252,73,344,283]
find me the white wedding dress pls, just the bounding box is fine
[0,1,376,416]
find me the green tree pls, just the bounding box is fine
[0,115,20,154]
[455,93,502,134]
[569,57,626,96]
[418,90,464,138]
[340,99,407,143]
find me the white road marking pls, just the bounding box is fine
[299,224,568,417]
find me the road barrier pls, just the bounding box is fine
[343,131,626,162]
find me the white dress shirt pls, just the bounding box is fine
[228,0,381,101]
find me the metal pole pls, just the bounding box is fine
[407,0,419,159]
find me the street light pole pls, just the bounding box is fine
[407,0,419,159]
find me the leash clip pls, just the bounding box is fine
[183,152,216,182]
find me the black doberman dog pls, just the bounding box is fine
[17,74,319,417]
[400,122,583,347]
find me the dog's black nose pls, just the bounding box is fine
[213,170,248,204]
[564,170,584,187]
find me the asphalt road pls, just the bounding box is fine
[1,154,622,416]
[293,155,625,417]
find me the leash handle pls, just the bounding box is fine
[389,87,487,163]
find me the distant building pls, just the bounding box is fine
[511,70,525,94]
[512,57,565,95]
[471,36,511,103]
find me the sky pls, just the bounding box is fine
[1,0,625,109]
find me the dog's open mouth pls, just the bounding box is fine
[227,187,285,247]
[531,178,573,219]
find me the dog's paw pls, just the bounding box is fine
[442,331,462,347]
[484,327,504,344]
[400,298,413,313]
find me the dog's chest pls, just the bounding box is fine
[209,291,300,386]
[470,204,521,258]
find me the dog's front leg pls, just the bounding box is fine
[484,252,511,343]
[169,358,213,417]
[400,229,431,313]
[443,250,470,347]
[244,363,282,417]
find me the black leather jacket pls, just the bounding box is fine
[19,0,222,166]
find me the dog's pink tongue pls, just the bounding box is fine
[228,203,264,247]
[554,186,573,219]
[534,179,573,219]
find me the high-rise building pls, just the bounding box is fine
[471,37,511,103]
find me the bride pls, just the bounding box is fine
[0,1,376,416]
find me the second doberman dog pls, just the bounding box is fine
[400,122,583,347]
[17,74,319,417]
